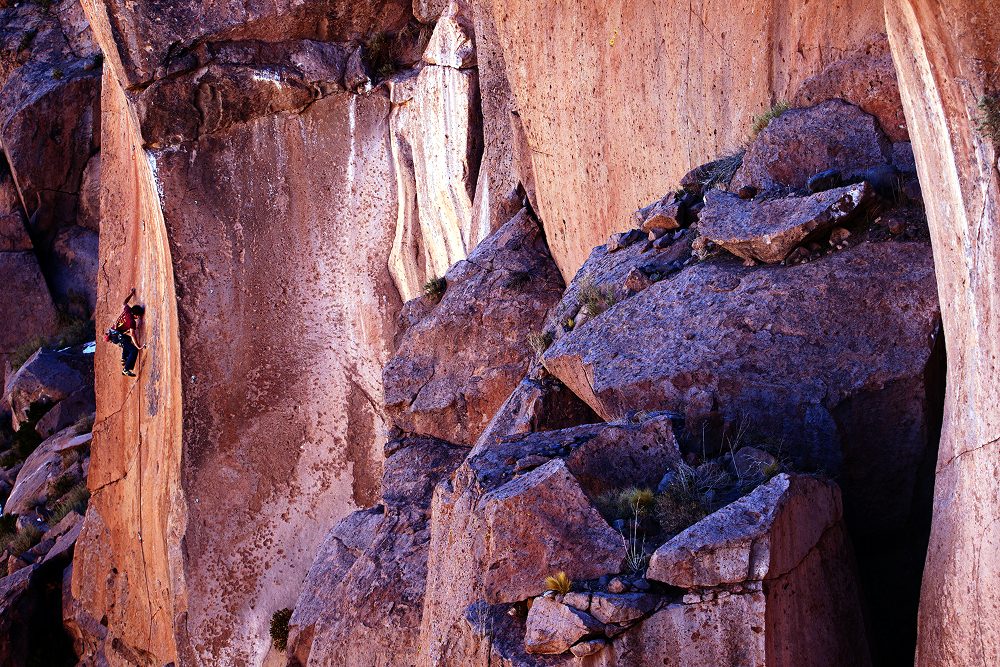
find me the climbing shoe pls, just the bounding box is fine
[123,369,137,377]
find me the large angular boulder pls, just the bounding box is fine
[287,435,468,667]
[0,252,58,371]
[584,474,870,667]
[731,100,892,193]
[480,459,624,604]
[647,474,840,587]
[5,429,91,516]
[384,209,564,444]
[524,595,604,655]
[542,239,941,538]
[418,412,680,665]
[792,39,908,142]
[698,184,875,264]
[4,347,93,430]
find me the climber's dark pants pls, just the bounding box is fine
[121,336,139,372]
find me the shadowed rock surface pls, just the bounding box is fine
[384,208,564,445]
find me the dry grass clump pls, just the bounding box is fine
[750,101,790,139]
[544,571,572,595]
[47,483,90,527]
[577,279,618,318]
[977,94,1000,148]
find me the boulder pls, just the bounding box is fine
[419,412,680,665]
[634,195,685,233]
[731,100,891,193]
[0,253,58,369]
[0,164,31,252]
[481,459,624,604]
[524,596,604,655]
[34,388,95,439]
[792,39,908,142]
[472,365,601,454]
[647,474,840,587]
[698,184,875,263]
[287,435,468,667]
[5,428,91,516]
[542,239,941,539]
[4,347,93,430]
[588,592,661,625]
[49,226,99,317]
[384,209,564,444]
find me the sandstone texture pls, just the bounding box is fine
[483,0,890,277]
[384,209,564,445]
[883,2,1000,665]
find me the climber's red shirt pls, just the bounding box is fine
[114,307,135,333]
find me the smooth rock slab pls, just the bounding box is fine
[647,473,840,587]
[698,184,874,263]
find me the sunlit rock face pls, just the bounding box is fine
[479,0,891,279]
[884,2,1000,665]
[71,0,414,663]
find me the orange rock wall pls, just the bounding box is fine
[884,1,1000,664]
[485,0,889,278]
[74,3,404,665]
[70,68,185,666]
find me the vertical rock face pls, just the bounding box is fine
[388,1,485,300]
[884,2,1000,665]
[70,1,440,664]
[481,0,891,277]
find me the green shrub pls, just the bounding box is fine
[699,150,745,191]
[270,608,293,651]
[7,524,42,556]
[0,514,17,539]
[577,279,617,318]
[750,101,790,139]
[653,483,707,536]
[976,94,1000,148]
[422,276,447,302]
[363,33,398,81]
[47,483,90,527]
[505,271,532,289]
[9,336,45,371]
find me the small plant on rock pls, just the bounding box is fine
[362,33,398,81]
[0,514,17,540]
[47,483,90,527]
[620,487,655,516]
[749,101,790,139]
[422,276,447,302]
[270,608,293,651]
[699,149,745,191]
[976,93,1000,149]
[7,524,42,557]
[527,330,554,357]
[577,279,618,318]
[544,571,572,595]
[505,270,532,289]
[51,67,64,80]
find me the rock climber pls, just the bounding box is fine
[106,287,146,377]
